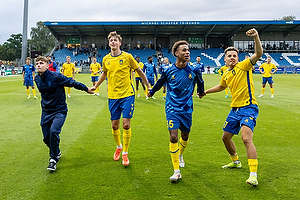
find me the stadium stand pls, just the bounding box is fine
[52,47,300,74]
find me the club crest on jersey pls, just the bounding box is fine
[244,119,249,123]
[188,74,192,79]
[107,62,110,65]
[171,75,175,80]
[232,70,236,75]
[119,60,123,65]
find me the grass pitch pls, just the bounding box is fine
[0,73,299,200]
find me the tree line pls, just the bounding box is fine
[0,21,56,62]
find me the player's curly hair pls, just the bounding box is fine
[224,47,239,55]
[172,40,189,57]
[35,56,49,63]
[108,31,122,42]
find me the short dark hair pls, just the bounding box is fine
[224,47,239,55]
[172,40,189,57]
[147,56,152,60]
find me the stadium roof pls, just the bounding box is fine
[44,20,300,40]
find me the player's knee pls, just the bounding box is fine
[242,136,252,145]
[112,124,119,130]
[123,124,130,130]
[170,135,178,143]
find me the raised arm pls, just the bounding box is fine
[246,28,263,64]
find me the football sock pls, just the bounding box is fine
[144,89,147,96]
[225,87,229,95]
[271,88,274,95]
[95,86,99,94]
[26,88,30,96]
[170,142,179,170]
[32,88,36,96]
[68,87,71,95]
[248,159,258,175]
[136,90,139,95]
[230,153,240,163]
[179,137,189,155]
[123,128,131,153]
[261,87,265,95]
[112,129,121,147]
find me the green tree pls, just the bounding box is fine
[28,21,56,55]
[0,33,23,61]
[281,15,296,21]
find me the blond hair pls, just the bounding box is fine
[107,31,122,42]
[35,56,49,63]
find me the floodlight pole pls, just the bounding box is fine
[21,0,29,65]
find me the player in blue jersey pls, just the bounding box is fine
[34,56,93,171]
[144,56,158,99]
[148,40,205,182]
[194,56,205,73]
[22,57,38,99]
[159,57,172,100]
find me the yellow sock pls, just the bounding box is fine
[163,92,166,97]
[248,159,258,172]
[271,88,274,95]
[230,153,239,162]
[225,87,229,95]
[179,137,189,155]
[136,90,139,95]
[170,142,179,170]
[68,87,71,95]
[123,128,132,153]
[65,87,67,93]
[26,88,30,96]
[32,88,36,96]
[261,87,265,95]
[112,129,121,147]
[144,89,147,96]
[95,86,99,94]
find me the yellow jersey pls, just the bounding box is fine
[259,62,277,77]
[135,62,144,78]
[62,62,75,77]
[218,65,228,76]
[102,51,138,99]
[90,62,101,76]
[220,59,257,108]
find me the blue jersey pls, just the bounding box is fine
[143,62,157,79]
[150,63,204,114]
[193,62,205,72]
[159,63,172,75]
[23,64,35,78]
[35,69,88,113]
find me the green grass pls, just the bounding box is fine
[0,73,300,200]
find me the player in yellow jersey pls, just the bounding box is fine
[258,56,278,98]
[62,56,75,98]
[199,28,263,186]
[218,65,230,98]
[134,56,147,98]
[92,31,151,166]
[89,57,102,96]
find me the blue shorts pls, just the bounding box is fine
[23,77,34,87]
[135,77,143,82]
[223,104,259,135]
[91,76,99,82]
[147,77,155,86]
[262,77,273,84]
[108,95,135,120]
[166,113,192,133]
